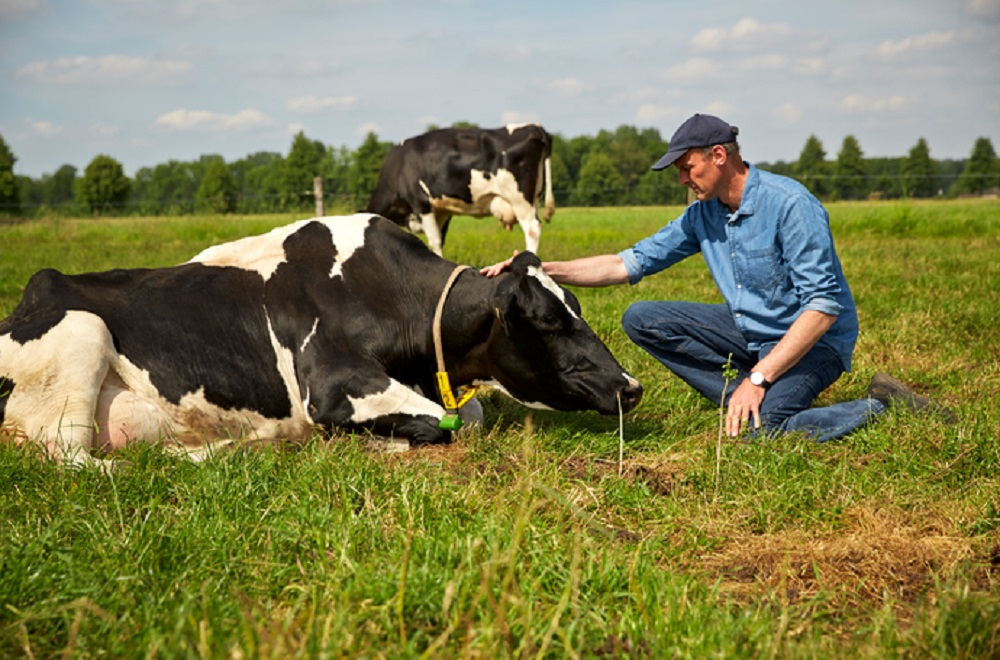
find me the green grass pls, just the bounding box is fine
[2,200,999,657]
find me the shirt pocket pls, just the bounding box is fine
[744,247,784,291]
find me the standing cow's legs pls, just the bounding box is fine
[512,204,542,254]
[1,311,113,467]
[419,211,445,256]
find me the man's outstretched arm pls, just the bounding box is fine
[481,251,630,287]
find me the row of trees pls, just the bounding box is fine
[1,125,998,218]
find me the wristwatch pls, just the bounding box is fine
[749,371,771,390]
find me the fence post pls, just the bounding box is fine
[314,176,324,217]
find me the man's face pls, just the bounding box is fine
[674,147,722,202]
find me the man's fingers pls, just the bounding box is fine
[479,250,520,278]
[727,408,741,437]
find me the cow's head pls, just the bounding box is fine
[485,252,642,414]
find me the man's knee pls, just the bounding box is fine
[621,301,679,348]
[621,301,650,341]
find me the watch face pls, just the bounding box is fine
[750,372,764,386]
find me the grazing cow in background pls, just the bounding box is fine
[365,124,555,256]
[0,214,642,468]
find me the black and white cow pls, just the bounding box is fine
[0,214,641,467]
[365,123,555,256]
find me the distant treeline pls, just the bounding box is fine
[1,124,998,218]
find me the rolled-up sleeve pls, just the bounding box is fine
[618,212,701,286]
[803,296,843,317]
[617,247,643,285]
[780,195,845,318]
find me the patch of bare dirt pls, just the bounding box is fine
[559,456,686,497]
[701,505,996,613]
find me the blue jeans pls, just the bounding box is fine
[621,301,884,442]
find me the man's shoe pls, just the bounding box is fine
[867,372,957,424]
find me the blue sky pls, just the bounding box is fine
[1,0,998,178]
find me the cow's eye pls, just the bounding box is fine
[539,313,561,331]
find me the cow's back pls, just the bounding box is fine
[366,128,504,222]
[5,263,293,415]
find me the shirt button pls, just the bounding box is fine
[737,283,742,289]
[735,313,742,318]
[730,252,736,257]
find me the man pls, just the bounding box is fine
[482,113,953,440]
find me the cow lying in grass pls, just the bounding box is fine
[0,213,641,467]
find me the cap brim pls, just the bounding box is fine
[651,148,684,171]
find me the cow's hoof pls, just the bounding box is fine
[458,398,484,430]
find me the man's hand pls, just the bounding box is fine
[726,377,766,437]
[722,309,836,437]
[480,250,519,278]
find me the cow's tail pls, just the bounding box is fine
[543,152,555,223]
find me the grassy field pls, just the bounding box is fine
[1,201,998,657]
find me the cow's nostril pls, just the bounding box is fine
[619,382,644,411]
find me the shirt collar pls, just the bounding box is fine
[732,162,758,220]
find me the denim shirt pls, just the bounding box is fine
[618,164,858,370]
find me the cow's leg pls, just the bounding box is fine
[513,204,542,253]
[306,367,450,444]
[420,211,445,256]
[1,311,114,468]
[439,217,453,251]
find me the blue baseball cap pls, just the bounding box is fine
[651,113,740,170]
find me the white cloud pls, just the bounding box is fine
[737,54,788,71]
[16,55,192,84]
[691,17,768,50]
[355,122,381,138]
[659,58,721,82]
[88,122,118,138]
[704,102,737,118]
[635,103,675,124]
[773,103,803,124]
[291,60,327,76]
[690,17,829,58]
[286,95,357,114]
[877,31,955,56]
[839,94,906,112]
[967,0,1000,17]
[547,78,592,98]
[155,108,272,132]
[287,122,305,136]
[502,46,534,64]
[830,65,855,80]
[617,87,681,104]
[691,18,794,50]
[792,58,826,75]
[500,110,538,126]
[0,0,41,17]
[30,120,62,137]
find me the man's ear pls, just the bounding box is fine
[711,144,728,166]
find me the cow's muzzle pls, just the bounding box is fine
[617,374,643,413]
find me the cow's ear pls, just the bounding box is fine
[509,251,541,278]
[495,251,539,319]
[492,276,518,334]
